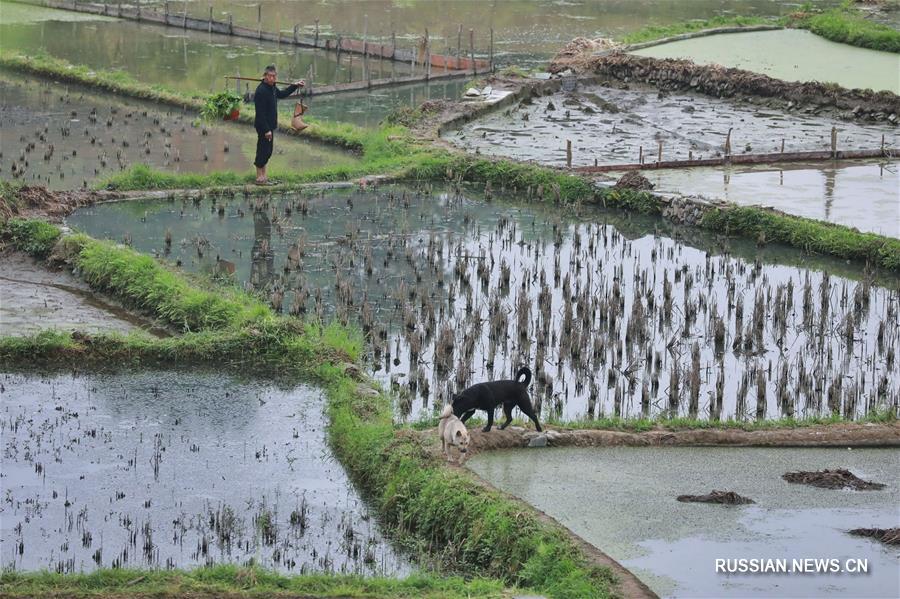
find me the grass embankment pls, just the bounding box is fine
[0,221,613,598]
[3,220,268,332]
[407,157,900,272]
[621,15,779,45]
[792,4,900,53]
[325,366,614,599]
[619,3,900,53]
[700,206,900,271]
[0,567,510,599]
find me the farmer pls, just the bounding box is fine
[254,65,304,185]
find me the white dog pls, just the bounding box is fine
[439,404,471,464]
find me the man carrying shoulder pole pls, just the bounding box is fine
[254,65,305,185]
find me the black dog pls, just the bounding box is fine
[452,366,542,432]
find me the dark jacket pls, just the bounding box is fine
[254,81,298,134]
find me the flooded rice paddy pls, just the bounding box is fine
[0,74,359,190]
[0,0,464,127]
[149,0,842,68]
[633,29,900,94]
[0,1,414,95]
[605,159,900,238]
[68,185,900,423]
[0,252,167,337]
[1,370,410,574]
[469,446,900,598]
[447,83,898,168]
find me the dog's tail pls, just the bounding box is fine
[515,366,532,386]
[440,404,453,419]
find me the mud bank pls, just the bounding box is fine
[632,29,900,93]
[557,52,900,124]
[0,251,167,337]
[458,422,900,456]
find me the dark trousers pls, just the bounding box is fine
[254,132,273,168]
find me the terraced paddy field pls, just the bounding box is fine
[469,446,900,598]
[604,159,900,237]
[67,184,900,424]
[1,370,410,575]
[446,83,898,168]
[633,29,900,94]
[0,74,360,190]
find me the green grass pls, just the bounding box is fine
[795,5,900,53]
[324,369,615,598]
[700,205,900,271]
[2,218,62,257]
[0,51,198,108]
[2,223,271,333]
[0,566,514,598]
[0,51,401,160]
[0,179,23,216]
[621,15,779,45]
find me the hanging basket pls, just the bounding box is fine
[291,101,309,131]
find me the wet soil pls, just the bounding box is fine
[460,422,900,455]
[554,52,900,123]
[676,490,755,504]
[68,184,900,423]
[848,527,900,545]
[0,184,109,221]
[447,81,898,167]
[782,468,887,490]
[0,251,168,337]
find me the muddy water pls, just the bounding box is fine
[68,185,900,424]
[0,0,115,24]
[469,446,900,598]
[604,160,900,238]
[299,78,468,128]
[0,2,413,96]
[447,83,899,168]
[158,0,841,68]
[0,371,410,574]
[0,252,168,337]
[633,29,900,94]
[0,74,359,190]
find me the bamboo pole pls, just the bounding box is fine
[469,29,475,75]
